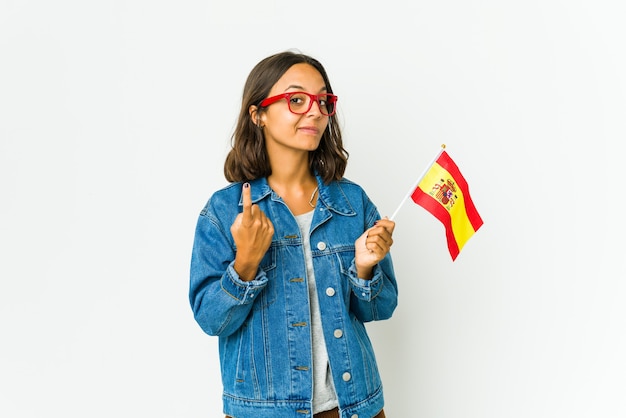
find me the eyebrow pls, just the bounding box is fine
[284,84,328,93]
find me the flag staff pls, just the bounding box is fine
[389,144,447,221]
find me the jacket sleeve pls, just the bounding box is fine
[347,198,399,322]
[347,254,398,322]
[189,203,268,337]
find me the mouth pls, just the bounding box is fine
[298,126,320,135]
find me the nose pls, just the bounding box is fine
[306,99,323,117]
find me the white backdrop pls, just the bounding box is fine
[2,1,625,417]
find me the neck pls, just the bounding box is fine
[267,154,318,215]
[268,150,314,186]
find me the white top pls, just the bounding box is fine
[294,210,338,414]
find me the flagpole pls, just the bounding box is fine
[389,144,446,221]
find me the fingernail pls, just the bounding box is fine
[243,182,250,189]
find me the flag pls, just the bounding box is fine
[410,151,483,261]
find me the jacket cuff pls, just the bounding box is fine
[348,261,383,301]
[222,261,268,304]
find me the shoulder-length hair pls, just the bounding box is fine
[224,51,348,184]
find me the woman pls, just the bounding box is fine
[190,50,398,418]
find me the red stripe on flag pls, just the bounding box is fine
[410,187,460,260]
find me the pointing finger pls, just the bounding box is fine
[242,183,252,226]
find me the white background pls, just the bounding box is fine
[2,1,625,417]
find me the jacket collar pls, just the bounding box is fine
[241,174,356,216]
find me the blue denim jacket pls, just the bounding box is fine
[190,175,398,418]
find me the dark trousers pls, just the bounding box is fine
[226,407,386,417]
[313,407,386,417]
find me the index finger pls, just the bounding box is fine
[242,183,252,224]
[375,217,395,235]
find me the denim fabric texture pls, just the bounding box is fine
[190,175,398,418]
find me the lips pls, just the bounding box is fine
[298,126,320,135]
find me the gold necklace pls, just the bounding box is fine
[308,186,319,208]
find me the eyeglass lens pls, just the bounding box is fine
[288,93,335,116]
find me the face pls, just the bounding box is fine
[253,63,330,156]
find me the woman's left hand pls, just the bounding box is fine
[354,217,395,280]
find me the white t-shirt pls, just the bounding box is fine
[295,210,338,414]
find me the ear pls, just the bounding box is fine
[249,105,265,127]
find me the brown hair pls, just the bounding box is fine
[223,51,348,184]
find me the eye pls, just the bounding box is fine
[289,93,308,109]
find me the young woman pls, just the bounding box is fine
[190,50,398,418]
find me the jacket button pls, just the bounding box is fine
[316,242,327,250]
[333,329,343,338]
[325,287,335,296]
[342,372,351,381]
[351,415,358,418]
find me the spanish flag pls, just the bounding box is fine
[410,150,483,261]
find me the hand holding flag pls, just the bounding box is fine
[354,218,395,279]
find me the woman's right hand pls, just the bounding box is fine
[230,183,274,281]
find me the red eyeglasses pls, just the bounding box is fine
[259,91,338,116]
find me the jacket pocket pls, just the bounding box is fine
[336,245,356,276]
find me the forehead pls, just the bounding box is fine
[269,63,326,94]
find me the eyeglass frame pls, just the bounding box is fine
[258,91,338,116]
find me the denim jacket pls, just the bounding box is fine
[190,175,398,418]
